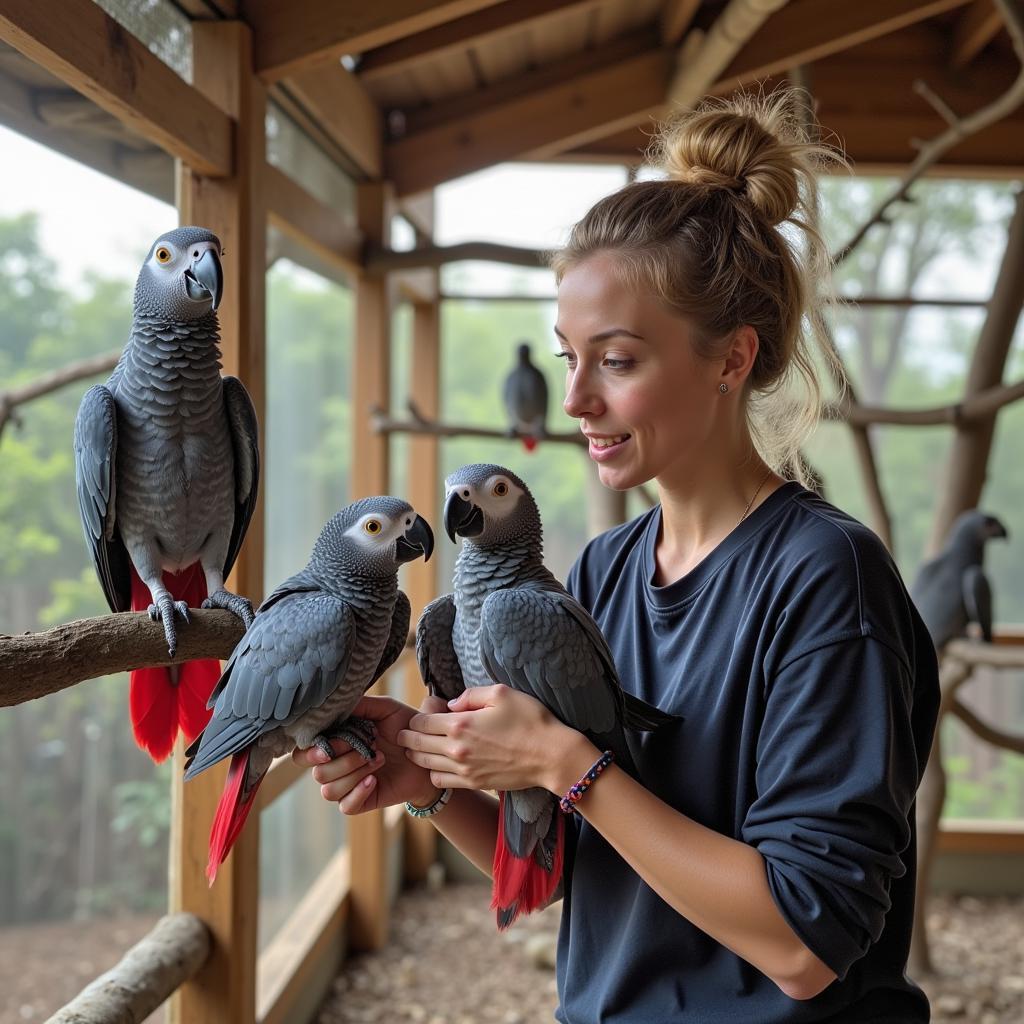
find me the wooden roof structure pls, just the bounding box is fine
[2,2,1024,1023]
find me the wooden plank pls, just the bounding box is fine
[386,48,671,196]
[246,0,506,81]
[660,0,702,45]
[713,0,974,93]
[266,164,363,276]
[169,23,265,1024]
[283,63,383,179]
[0,0,231,176]
[938,820,1024,854]
[357,0,598,81]
[257,849,351,1024]
[951,0,1003,66]
[348,181,393,951]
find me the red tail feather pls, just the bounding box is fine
[491,792,564,929]
[522,437,538,452]
[207,751,261,884]
[129,565,218,762]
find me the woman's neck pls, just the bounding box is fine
[652,446,779,586]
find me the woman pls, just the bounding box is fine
[295,91,939,1021]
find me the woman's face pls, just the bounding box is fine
[556,253,725,492]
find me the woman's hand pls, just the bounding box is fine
[398,684,592,794]
[292,694,447,814]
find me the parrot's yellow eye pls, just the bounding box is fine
[155,247,172,264]
[364,519,382,535]
[493,481,509,497]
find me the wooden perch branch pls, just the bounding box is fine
[0,349,121,442]
[950,696,1024,756]
[47,913,211,1024]
[824,375,1024,426]
[371,401,586,446]
[0,609,244,708]
[834,0,1024,264]
[944,636,1024,669]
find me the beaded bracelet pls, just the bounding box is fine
[405,787,452,819]
[559,750,614,814]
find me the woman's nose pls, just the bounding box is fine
[563,370,603,420]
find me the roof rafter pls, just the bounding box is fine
[660,0,703,46]
[357,0,599,81]
[712,0,974,91]
[243,0,506,82]
[951,0,1003,66]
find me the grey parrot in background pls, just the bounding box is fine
[74,227,259,763]
[184,497,433,882]
[502,342,548,452]
[416,463,675,928]
[911,509,1009,649]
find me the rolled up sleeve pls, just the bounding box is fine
[741,635,921,979]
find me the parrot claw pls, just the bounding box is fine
[202,588,255,629]
[147,597,191,657]
[316,716,378,761]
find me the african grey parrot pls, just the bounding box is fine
[502,342,548,451]
[911,509,1009,649]
[184,497,433,882]
[73,226,259,762]
[416,463,674,928]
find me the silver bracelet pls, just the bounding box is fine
[405,787,452,819]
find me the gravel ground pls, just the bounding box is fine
[316,886,1024,1024]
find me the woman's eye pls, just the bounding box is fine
[604,357,634,370]
[554,351,577,367]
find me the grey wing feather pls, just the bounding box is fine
[73,384,131,612]
[222,375,260,580]
[184,593,355,779]
[962,565,993,642]
[415,594,465,702]
[368,590,411,688]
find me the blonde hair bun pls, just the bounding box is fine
[653,90,824,228]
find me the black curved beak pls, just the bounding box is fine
[395,514,434,563]
[443,490,484,543]
[987,518,1009,540]
[186,248,223,311]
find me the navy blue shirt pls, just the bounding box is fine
[556,482,939,1023]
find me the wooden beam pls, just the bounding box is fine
[280,63,383,178]
[0,0,231,176]
[357,0,597,81]
[951,0,1003,66]
[266,164,363,275]
[170,22,265,1024]
[386,48,672,196]
[713,0,974,92]
[348,181,392,951]
[660,0,702,46]
[245,0,506,82]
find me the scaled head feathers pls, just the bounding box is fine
[443,464,541,548]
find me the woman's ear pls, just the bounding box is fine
[720,325,759,391]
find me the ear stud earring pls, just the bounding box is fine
[719,383,729,394]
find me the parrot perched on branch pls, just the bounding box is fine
[185,497,433,883]
[73,227,259,763]
[502,342,548,452]
[911,509,1009,649]
[416,464,674,928]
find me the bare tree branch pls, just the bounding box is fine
[0,609,244,708]
[834,0,1024,264]
[372,401,586,446]
[950,696,1024,755]
[0,349,120,443]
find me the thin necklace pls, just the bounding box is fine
[739,467,773,526]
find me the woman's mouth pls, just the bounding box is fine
[587,433,631,461]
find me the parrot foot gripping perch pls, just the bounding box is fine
[314,716,378,762]
[201,587,255,628]
[147,595,191,657]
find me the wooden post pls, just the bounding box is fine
[404,265,442,884]
[169,22,266,1024]
[348,180,393,950]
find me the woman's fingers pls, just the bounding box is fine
[318,752,384,802]
[338,773,378,814]
[405,748,461,774]
[313,749,380,785]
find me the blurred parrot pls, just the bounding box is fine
[73,227,259,763]
[416,464,675,928]
[184,497,433,883]
[502,342,548,452]
[911,509,1009,649]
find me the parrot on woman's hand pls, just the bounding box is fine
[73,227,259,763]
[416,464,675,928]
[184,497,434,883]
